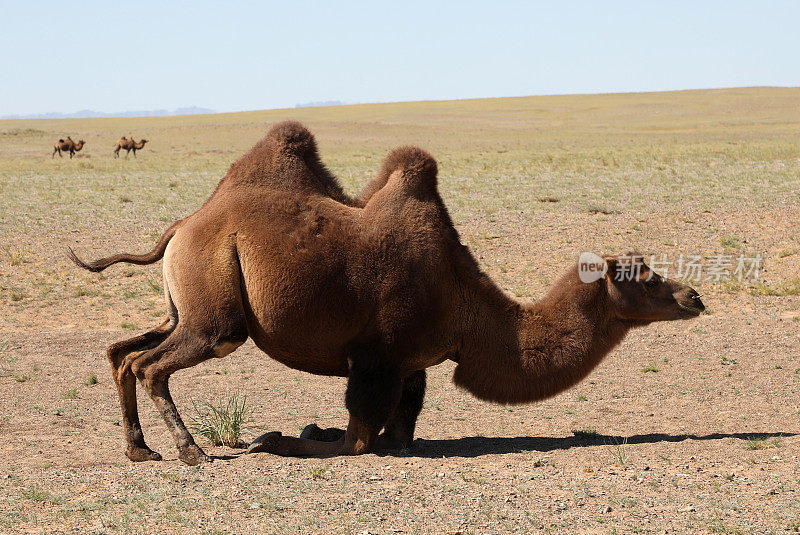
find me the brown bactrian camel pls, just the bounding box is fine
[114,136,148,158]
[52,136,86,158]
[68,121,705,465]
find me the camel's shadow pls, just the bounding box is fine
[388,431,794,459]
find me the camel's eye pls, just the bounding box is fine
[644,276,660,289]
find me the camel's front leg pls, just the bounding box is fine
[248,358,402,457]
[294,369,426,451]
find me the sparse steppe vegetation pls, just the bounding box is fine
[0,87,798,533]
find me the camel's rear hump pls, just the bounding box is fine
[360,146,438,204]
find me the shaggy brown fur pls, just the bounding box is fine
[69,121,704,465]
[52,137,85,158]
[114,136,148,158]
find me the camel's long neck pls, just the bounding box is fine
[453,268,630,404]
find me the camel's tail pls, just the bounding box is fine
[68,220,182,273]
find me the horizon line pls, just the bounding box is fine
[3,85,798,122]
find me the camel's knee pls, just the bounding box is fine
[129,356,148,384]
[107,319,175,373]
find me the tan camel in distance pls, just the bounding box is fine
[69,121,705,465]
[52,137,86,158]
[114,136,148,158]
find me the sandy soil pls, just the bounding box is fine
[1,298,798,534]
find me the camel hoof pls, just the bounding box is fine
[126,446,162,462]
[178,444,211,466]
[300,424,346,442]
[247,431,282,454]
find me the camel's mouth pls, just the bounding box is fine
[677,301,704,318]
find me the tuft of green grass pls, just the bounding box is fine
[122,289,139,299]
[307,465,330,480]
[642,365,659,373]
[73,286,99,298]
[709,518,744,534]
[14,374,31,382]
[120,322,139,330]
[587,205,618,215]
[84,373,98,386]
[610,437,628,466]
[720,234,742,249]
[146,279,163,295]
[21,487,63,505]
[748,278,800,296]
[575,394,588,402]
[744,436,782,450]
[62,388,78,400]
[190,392,257,448]
[3,247,28,266]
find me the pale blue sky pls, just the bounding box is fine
[2,1,799,116]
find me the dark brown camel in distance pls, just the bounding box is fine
[114,136,148,158]
[68,121,705,465]
[52,137,86,158]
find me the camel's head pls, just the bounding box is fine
[140,139,148,145]
[584,253,705,324]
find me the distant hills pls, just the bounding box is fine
[2,106,216,120]
[294,100,345,108]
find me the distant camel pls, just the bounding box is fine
[52,137,85,158]
[114,136,148,158]
[69,121,704,465]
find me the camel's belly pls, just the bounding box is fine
[247,329,352,377]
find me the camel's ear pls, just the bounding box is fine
[602,255,620,274]
[603,253,644,283]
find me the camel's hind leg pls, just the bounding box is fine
[108,318,176,461]
[129,324,246,465]
[123,234,248,465]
